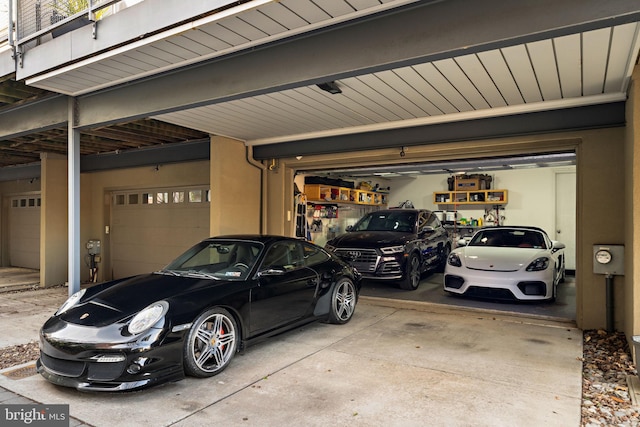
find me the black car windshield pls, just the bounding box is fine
[160,240,263,280]
[468,229,547,249]
[351,211,416,233]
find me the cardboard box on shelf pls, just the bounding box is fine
[456,178,480,190]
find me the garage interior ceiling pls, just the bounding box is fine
[298,152,577,179]
[1,0,639,172]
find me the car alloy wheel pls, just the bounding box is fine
[328,279,356,324]
[184,307,238,377]
[399,253,420,290]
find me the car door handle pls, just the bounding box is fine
[307,278,319,287]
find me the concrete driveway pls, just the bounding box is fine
[0,283,582,426]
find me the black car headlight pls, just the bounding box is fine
[447,253,462,267]
[526,257,549,271]
[325,243,336,252]
[128,301,169,334]
[380,245,404,255]
[55,288,87,315]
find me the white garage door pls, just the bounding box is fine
[8,194,41,269]
[111,186,210,278]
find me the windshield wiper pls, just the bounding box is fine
[155,269,182,276]
[184,270,219,280]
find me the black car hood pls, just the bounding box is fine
[60,274,221,327]
[328,231,413,249]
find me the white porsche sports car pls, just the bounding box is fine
[444,226,566,301]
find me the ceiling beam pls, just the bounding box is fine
[75,0,640,128]
[80,139,210,172]
[0,95,68,139]
[251,102,626,159]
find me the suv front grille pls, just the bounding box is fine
[334,248,378,273]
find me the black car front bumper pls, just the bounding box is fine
[37,317,185,392]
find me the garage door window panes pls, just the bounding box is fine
[156,192,169,204]
[114,188,210,206]
[173,191,185,203]
[11,197,41,208]
[189,190,202,203]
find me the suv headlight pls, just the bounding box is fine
[447,253,462,267]
[526,257,549,271]
[128,301,169,334]
[380,246,404,255]
[325,244,336,252]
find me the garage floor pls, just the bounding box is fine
[360,273,576,323]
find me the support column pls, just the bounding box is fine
[264,162,290,236]
[625,64,640,355]
[209,136,261,236]
[40,153,68,287]
[68,97,81,296]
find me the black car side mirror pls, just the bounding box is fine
[420,226,435,235]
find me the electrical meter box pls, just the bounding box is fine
[593,244,624,275]
[86,240,101,256]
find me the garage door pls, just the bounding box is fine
[8,194,41,269]
[111,186,210,278]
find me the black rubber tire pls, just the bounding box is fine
[436,244,451,273]
[183,307,238,378]
[399,253,420,290]
[327,278,357,324]
[548,281,557,303]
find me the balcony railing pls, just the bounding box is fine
[14,0,136,52]
[1,0,8,47]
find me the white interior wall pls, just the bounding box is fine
[387,166,576,237]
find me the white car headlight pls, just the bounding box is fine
[129,301,169,334]
[56,289,87,316]
[381,245,404,254]
[447,253,462,267]
[526,257,549,271]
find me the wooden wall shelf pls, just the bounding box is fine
[306,184,387,206]
[434,189,508,206]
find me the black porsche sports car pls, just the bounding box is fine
[37,235,361,392]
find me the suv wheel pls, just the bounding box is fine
[436,244,451,273]
[399,253,420,290]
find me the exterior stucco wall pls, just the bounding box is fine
[575,128,626,330]
[210,136,261,236]
[40,153,68,287]
[625,65,640,357]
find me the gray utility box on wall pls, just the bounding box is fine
[593,244,624,276]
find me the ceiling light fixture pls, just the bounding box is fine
[316,81,342,95]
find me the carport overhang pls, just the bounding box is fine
[0,0,638,340]
[70,0,640,129]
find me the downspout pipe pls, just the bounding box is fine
[246,145,267,234]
